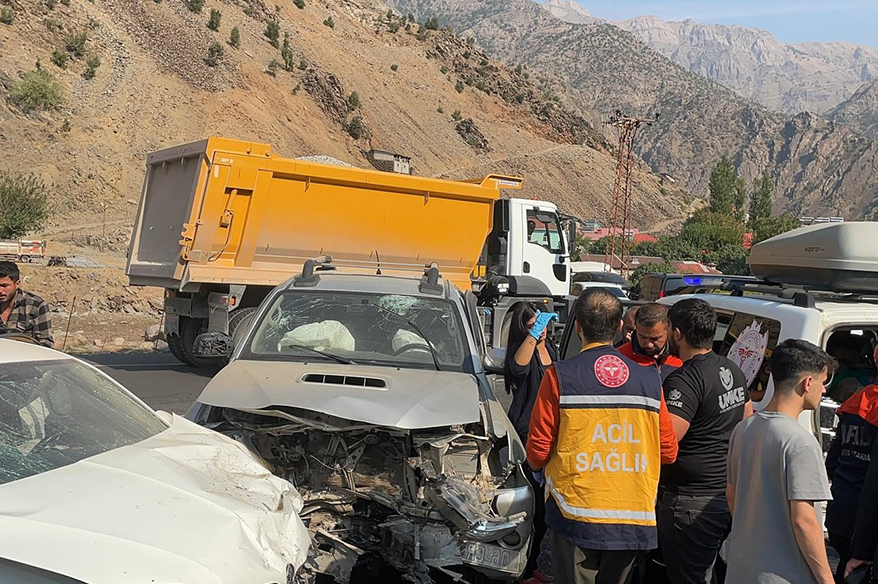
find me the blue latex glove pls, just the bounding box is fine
[532,468,546,487]
[529,311,559,340]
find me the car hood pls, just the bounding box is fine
[197,360,481,429]
[0,414,310,584]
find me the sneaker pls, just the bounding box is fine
[533,569,555,583]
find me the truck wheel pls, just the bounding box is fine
[227,307,258,351]
[181,317,223,368]
[167,333,193,365]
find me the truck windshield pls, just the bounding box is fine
[243,292,467,371]
[527,210,565,254]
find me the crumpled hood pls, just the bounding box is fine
[197,360,481,429]
[0,414,310,584]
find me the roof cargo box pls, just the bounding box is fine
[748,222,878,293]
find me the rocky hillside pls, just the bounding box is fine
[0,0,691,256]
[389,0,878,220]
[830,80,878,140]
[541,0,878,115]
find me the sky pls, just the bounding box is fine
[573,0,878,46]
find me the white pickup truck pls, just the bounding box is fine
[557,222,878,453]
[659,222,878,452]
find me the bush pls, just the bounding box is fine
[65,31,88,58]
[83,55,100,79]
[0,172,49,239]
[388,21,399,33]
[9,69,63,112]
[439,65,448,74]
[298,59,308,70]
[229,26,241,48]
[345,116,364,139]
[451,109,462,121]
[0,8,14,25]
[51,50,68,69]
[323,16,334,28]
[281,46,294,71]
[425,16,439,30]
[205,42,224,66]
[294,0,305,8]
[437,106,444,113]
[475,80,486,91]
[266,59,280,76]
[46,0,56,9]
[264,20,280,46]
[390,63,398,71]
[347,91,360,110]
[188,0,204,13]
[454,80,464,93]
[208,9,221,31]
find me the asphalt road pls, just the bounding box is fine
[81,352,220,415]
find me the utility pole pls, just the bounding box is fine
[604,111,657,279]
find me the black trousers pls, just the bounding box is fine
[551,531,637,584]
[828,531,852,584]
[657,490,731,584]
[526,470,549,576]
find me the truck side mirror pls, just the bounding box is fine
[194,331,234,358]
[483,347,507,375]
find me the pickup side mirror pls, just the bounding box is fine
[483,347,507,375]
[194,331,234,358]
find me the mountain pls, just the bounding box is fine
[540,2,878,115]
[387,0,878,220]
[540,0,595,24]
[830,80,878,140]
[0,0,691,253]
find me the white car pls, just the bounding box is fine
[0,338,310,584]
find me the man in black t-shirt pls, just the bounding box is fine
[658,298,752,584]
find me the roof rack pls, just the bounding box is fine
[419,263,444,295]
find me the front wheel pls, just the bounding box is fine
[181,316,223,368]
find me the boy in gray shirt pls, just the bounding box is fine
[726,339,836,584]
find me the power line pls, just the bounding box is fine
[604,111,658,279]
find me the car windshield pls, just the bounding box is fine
[243,292,468,371]
[0,359,167,486]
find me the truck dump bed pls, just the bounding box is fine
[126,138,520,290]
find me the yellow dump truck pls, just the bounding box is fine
[126,138,571,365]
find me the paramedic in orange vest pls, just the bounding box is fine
[617,303,683,382]
[527,289,679,584]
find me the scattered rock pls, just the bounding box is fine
[456,119,491,153]
[144,324,163,341]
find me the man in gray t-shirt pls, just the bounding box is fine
[726,339,836,584]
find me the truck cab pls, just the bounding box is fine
[476,198,571,347]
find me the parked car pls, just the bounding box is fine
[571,281,629,299]
[632,273,757,301]
[187,265,535,583]
[571,270,631,295]
[0,339,309,584]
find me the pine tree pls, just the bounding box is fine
[749,173,773,230]
[708,154,737,216]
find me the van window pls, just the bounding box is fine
[716,310,782,396]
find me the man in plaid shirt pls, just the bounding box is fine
[0,261,53,347]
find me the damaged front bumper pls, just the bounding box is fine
[195,405,534,583]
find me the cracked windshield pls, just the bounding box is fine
[244,292,466,370]
[0,360,167,485]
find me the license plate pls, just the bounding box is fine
[461,541,525,575]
